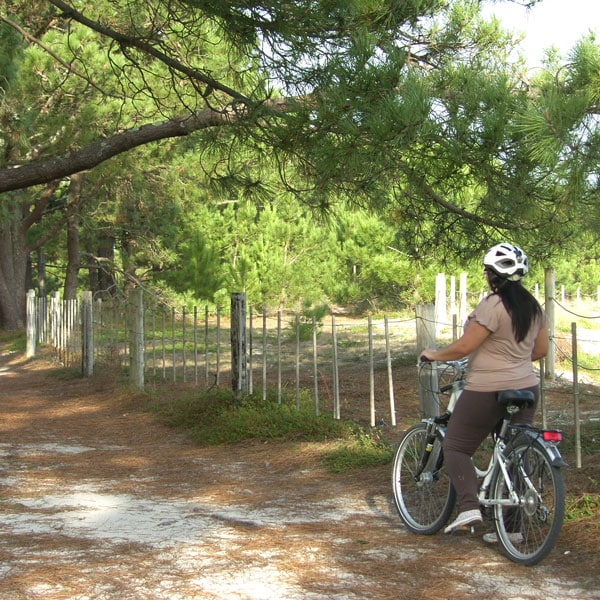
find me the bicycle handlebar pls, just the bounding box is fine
[418,357,468,369]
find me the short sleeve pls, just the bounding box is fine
[468,295,503,333]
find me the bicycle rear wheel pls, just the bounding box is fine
[491,436,566,565]
[392,422,455,534]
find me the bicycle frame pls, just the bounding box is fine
[477,439,520,507]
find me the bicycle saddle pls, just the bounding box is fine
[496,389,535,409]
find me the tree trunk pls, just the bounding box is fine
[37,249,46,296]
[97,235,117,297]
[86,235,117,297]
[0,198,29,330]
[231,292,248,401]
[0,108,241,194]
[0,183,64,331]
[64,173,84,300]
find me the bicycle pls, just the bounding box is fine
[391,359,567,565]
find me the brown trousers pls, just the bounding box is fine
[443,386,538,512]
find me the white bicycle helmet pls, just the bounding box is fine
[483,243,529,281]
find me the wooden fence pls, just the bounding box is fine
[26,289,422,425]
[25,288,600,466]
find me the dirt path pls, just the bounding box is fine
[0,348,598,600]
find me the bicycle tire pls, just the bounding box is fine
[491,435,566,565]
[392,422,455,534]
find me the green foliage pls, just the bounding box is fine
[3,0,600,329]
[47,366,88,381]
[296,302,329,341]
[321,427,394,472]
[566,492,600,522]
[551,252,600,297]
[0,329,26,353]
[514,33,600,258]
[148,387,354,446]
[148,385,394,472]
[0,21,23,92]
[559,420,600,457]
[563,420,600,525]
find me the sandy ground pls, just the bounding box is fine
[0,347,599,600]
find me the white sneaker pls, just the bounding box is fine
[483,532,524,544]
[444,510,482,534]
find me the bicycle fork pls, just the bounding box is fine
[414,420,444,483]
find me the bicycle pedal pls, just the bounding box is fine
[450,523,480,535]
[450,521,482,536]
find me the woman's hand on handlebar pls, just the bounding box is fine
[419,349,436,363]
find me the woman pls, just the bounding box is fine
[420,243,549,536]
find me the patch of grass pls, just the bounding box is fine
[563,490,600,555]
[575,350,600,371]
[393,351,420,367]
[47,367,84,380]
[338,339,364,349]
[321,427,394,472]
[561,421,599,526]
[0,329,26,353]
[148,388,354,446]
[147,386,394,472]
[565,492,600,522]
[559,420,600,456]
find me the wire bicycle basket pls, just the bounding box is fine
[418,359,468,414]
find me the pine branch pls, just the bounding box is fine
[47,0,249,104]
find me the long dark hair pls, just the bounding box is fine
[487,272,543,343]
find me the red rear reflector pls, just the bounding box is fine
[543,430,563,443]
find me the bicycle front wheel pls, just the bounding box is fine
[491,436,566,565]
[392,422,455,534]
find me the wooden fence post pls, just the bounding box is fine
[216,304,221,385]
[262,308,267,400]
[368,316,375,427]
[231,292,248,401]
[50,291,60,349]
[129,288,144,389]
[459,273,468,325]
[182,306,187,383]
[545,267,556,381]
[332,314,340,419]
[435,273,446,336]
[276,310,281,403]
[571,322,582,469]
[295,314,301,410]
[313,315,320,416]
[384,314,397,427]
[204,306,209,383]
[415,303,439,417]
[26,289,36,358]
[450,275,457,329]
[81,291,93,377]
[248,307,253,395]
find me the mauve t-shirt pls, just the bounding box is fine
[464,294,543,392]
